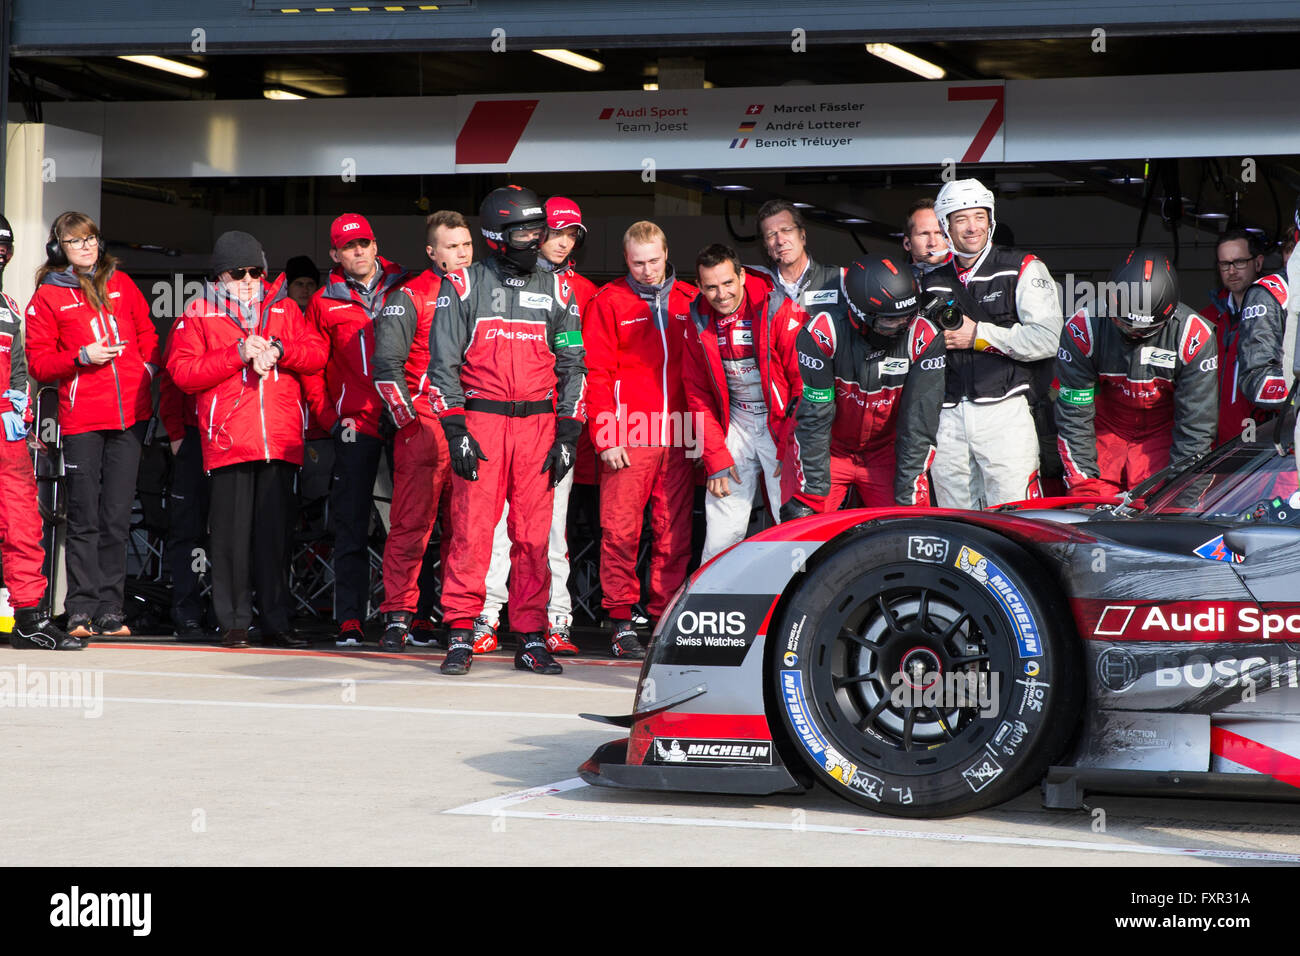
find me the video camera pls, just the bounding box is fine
[920,294,964,331]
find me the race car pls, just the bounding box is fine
[580,435,1300,817]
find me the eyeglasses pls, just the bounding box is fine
[762,225,800,243]
[226,267,265,280]
[61,235,99,250]
[1217,257,1255,272]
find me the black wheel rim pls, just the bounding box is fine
[806,563,1016,776]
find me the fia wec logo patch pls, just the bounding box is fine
[519,291,553,310]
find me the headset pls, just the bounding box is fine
[45,224,105,269]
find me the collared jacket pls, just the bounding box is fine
[1234,273,1292,421]
[303,258,408,437]
[583,267,698,451]
[166,275,328,471]
[681,271,802,477]
[25,267,160,435]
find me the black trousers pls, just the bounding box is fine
[166,426,211,626]
[208,460,296,633]
[329,432,383,622]
[62,423,145,617]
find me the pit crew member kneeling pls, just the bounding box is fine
[781,255,945,519]
[429,186,586,677]
[1055,248,1218,495]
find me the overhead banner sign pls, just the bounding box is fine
[452,81,1005,173]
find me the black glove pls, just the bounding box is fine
[441,413,488,481]
[779,497,817,522]
[541,418,582,488]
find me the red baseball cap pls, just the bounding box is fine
[330,213,375,249]
[546,197,585,235]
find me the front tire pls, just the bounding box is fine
[771,520,1081,817]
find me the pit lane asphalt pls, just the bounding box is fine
[3,641,1300,867]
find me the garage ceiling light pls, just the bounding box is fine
[838,217,870,224]
[264,88,307,100]
[715,185,751,192]
[865,44,944,81]
[117,55,208,80]
[535,49,604,73]
[792,202,815,209]
[643,82,658,91]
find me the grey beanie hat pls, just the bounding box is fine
[211,231,267,277]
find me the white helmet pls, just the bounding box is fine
[934,178,996,257]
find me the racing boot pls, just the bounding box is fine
[408,617,440,648]
[609,619,646,661]
[441,628,475,676]
[334,618,365,647]
[380,610,412,652]
[471,615,499,653]
[544,620,580,656]
[11,607,85,650]
[514,632,563,675]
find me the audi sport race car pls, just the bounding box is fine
[580,437,1300,817]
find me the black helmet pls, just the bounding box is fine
[1106,248,1179,339]
[843,255,920,336]
[479,185,547,273]
[0,214,13,246]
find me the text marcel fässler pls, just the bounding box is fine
[601,100,863,150]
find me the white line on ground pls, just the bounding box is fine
[13,695,588,719]
[0,665,630,694]
[444,778,1300,863]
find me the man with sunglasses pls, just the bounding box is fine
[303,214,409,646]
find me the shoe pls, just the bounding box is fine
[610,620,646,660]
[66,613,95,639]
[175,620,209,643]
[92,612,130,637]
[544,622,580,656]
[408,618,439,648]
[222,628,250,648]
[380,611,412,652]
[334,619,365,647]
[441,629,475,675]
[267,631,309,648]
[471,615,499,653]
[11,608,84,650]
[515,632,563,675]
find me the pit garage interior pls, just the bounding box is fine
[4,0,1300,630]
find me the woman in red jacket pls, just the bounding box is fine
[26,211,160,639]
[167,231,328,648]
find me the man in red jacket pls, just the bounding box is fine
[372,210,470,651]
[584,221,698,659]
[683,243,801,562]
[475,197,597,656]
[168,231,328,648]
[303,214,408,646]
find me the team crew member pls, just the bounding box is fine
[902,198,951,284]
[284,255,320,316]
[429,185,586,677]
[26,211,161,639]
[159,323,211,642]
[782,256,945,516]
[1204,229,1269,444]
[0,214,79,650]
[683,243,801,561]
[921,178,1063,508]
[371,211,468,651]
[1055,249,1218,493]
[1235,204,1298,432]
[749,199,846,327]
[584,221,698,659]
[303,214,408,646]
[476,197,596,655]
[168,231,328,648]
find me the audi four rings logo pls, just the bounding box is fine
[919,357,946,370]
[1057,348,1072,363]
[436,296,451,308]
[1242,304,1267,320]
[341,222,360,232]
[1030,277,1052,289]
[798,353,824,370]
[1200,356,1219,372]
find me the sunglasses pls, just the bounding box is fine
[226,267,265,280]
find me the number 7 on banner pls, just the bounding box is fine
[948,86,1005,163]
